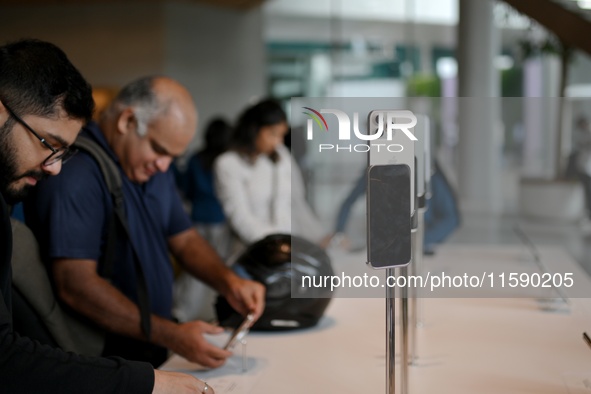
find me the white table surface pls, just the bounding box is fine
[162,244,591,394]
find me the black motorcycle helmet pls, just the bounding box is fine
[216,234,334,331]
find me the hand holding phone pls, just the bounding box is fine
[224,313,254,350]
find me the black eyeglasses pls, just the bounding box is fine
[3,102,78,166]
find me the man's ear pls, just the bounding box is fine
[117,108,137,135]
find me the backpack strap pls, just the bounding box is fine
[11,218,105,355]
[74,136,152,340]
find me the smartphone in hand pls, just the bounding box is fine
[224,313,255,350]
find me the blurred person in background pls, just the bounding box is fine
[214,99,331,251]
[422,159,461,254]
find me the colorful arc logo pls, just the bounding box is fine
[303,107,328,131]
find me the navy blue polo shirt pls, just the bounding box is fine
[25,122,192,319]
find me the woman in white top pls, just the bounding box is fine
[214,99,327,249]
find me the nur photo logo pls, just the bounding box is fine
[303,108,418,153]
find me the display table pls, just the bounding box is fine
[162,244,591,394]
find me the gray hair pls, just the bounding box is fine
[106,75,164,136]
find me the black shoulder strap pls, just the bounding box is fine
[74,136,152,340]
[74,137,123,279]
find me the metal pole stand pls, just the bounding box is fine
[386,268,396,394]
[400,264,410,394]
[410,208,425,364]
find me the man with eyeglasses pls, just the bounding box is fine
[0,39,213,393]
[25,75,265,368]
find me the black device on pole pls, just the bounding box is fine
[367,164,412,268]
[366,110,415,269]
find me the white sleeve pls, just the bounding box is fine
[214,153,280,244]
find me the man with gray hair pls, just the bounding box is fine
[25,75,265,368]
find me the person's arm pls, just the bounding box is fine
[0,295,154,393]
[0,325,211,393]
[163,166,265,319]
[167,228,265,320]
[214,153,280,243]
[52,258,232,368]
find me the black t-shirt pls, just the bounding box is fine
[0,193,155,393]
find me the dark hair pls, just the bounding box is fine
[198,117,233,170]
[0,39,94,122]
[232,98,287,161]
